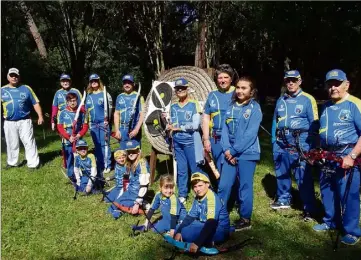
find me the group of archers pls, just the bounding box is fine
[2,63,361,252]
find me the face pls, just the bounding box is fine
[60,79,71,89]
[123,80,134,93]
[77,147,88,157]
[325,80,349,101]
[161,183,174,198]
[7,73,19,86]
[174,86,188,99]
[217,72,232,91]
[284,77,301,94]
[192,181,209,198]
[90,79,99,89]
[127,149,140,161]
[67,98,78,109]
[235,80,252,103]
[115,154,127,165]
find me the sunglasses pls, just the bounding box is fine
[9,73,19,78]
[175,86,187,92]
[284,78,299,84]
[77,147,88,151]
[325,80,343,88]
[90,79,99,83]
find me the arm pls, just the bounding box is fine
[86,155,97,190]
[220,120,232,153]
[202,113,211,152]
[132,96,145,133]
[306,97,320,147]
[74,157,81,185]
[33,103,44,125]
[271,110,277,144]
[135,169,150,204]
[57,124,71,140]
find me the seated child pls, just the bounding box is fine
[174,172,230,253]
[107,140,150,219]
[74,140,98,194]
[104,149,127,202]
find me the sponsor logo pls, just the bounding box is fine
[329,105,339,110]
[338,109,351,121]
[290,120,301,128]
[295,104,303,114]
[20,92,26,99]
[334,129,348,139]
[185,110,192,120]
[210,99,216,108]
[278,104,285,112]
[286,99,297,103]
[333,122,351,126]
[330,71,339,77]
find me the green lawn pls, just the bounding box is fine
[2,115,361,260]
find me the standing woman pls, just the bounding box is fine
[85,74,113,175]
[202,64,237,176]
[166,78,202,204]
[220,77,262,231]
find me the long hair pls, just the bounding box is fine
[126,149,142,173]
[231,76,258,104]
[86,79,105,94]
[215,64,239,86]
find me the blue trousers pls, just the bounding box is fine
[273,151,316,213]
[119,127,142,150]
[210,136,223,173]
[63,144,74,179]
[174,141,201,198]
[104,186,124,203]
[90,123,112,174]
[78,175,97,194]
[107,190,136,219]
[180,220,229,246]
[218,159,257,219]
[319,166,361,237]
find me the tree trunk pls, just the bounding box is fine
[19,1,47,59]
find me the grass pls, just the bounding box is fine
[2,112,361,260]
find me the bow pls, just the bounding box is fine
[103,86,109,170]
[71,90,87,152]
[128,82,142,134]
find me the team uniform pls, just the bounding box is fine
[175,189,230,247]
[114,91,143,149]
[104,163,127,202]
[317,93,361,239]
[1,84,40,168]
[220,99,262,219]
[272,88,318,213]
[85,90,113,174]
[74,153,98,193]
[147,192,187,233]
[203,87,235,172]
[56,107,88,179]
[108,158,150,219]
[51,88,82,125]
[170,99,202,199]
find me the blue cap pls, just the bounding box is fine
[76,139,88,148]
[60,73,71,81]
[325,69,347,82]
[122,74,134,83]
[174,78,189,87]
[125,140,140,150]
[89,74,100,81]
[284,70,301,79]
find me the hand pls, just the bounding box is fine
[85,185,92,193]
[161,112,168,119]
[174,233,182,241]
[76,181,81,187]
[51,123,55,131]
[166,124,173,131]
[114,130,121,140]
[224,150,232,161]
[189,243,199,254]
[132,203,140,215]
[69,135,76,143]
[38,117,44,125]
[342,155,355,169]
[129,128,139,138]
[204,139,211,153]
[104,121,109,126]
[169,229,175,238]
[230,157,237,165]
[105,176,111,181]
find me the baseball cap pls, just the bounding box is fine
[284,70,301,79]
[325,69,347,82]
[122,74,134,83]
[174,78,189,87]
[60,73,71,80]
[125,140,140,150]
[76,140,88,148]
[89,74,100,81]
[190,172,210,183]
[8,68,20,76]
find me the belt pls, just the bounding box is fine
[5,115,31,121]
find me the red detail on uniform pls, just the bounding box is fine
[51,105,58,124]
[123,176,130,191]
[78,123,89,137]
[57,124,71,140]
[111,131,121,141]
[113,202,145,215]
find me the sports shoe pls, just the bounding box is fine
[103,168,111,174]
[302,212,315,222]
[270,200,291,210]
[341,234,360,245]
[234,218,251,231]
[4,164,17,170]
[313,223,330,232]
[179,197,186,204]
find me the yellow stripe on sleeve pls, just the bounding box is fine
[301,92,319,120]
[206,190,216,219]
[89,154,97,167]
[348,95,361,114]
[170,194,178,215]
[24,85,39,103]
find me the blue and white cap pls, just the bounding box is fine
[174,78,189,87]
[325,69,347,82]
[60,73,71,80]
[76,139,88,148]
[284,70,301,79]
[8,68,20,76]
[122,74,134,83]
[89,74,100,81]
[125,140,140,150]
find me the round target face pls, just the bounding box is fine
[151,82,173,109]
[145,110,167,137]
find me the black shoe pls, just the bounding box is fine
[234,218,251,231]
[4,164,17,170]
[28,163,41,171]
[302,212,315,222]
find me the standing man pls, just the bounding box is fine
[313,69,360,245]
[271,70,318,221]
[1,68,43,169]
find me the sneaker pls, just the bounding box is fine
[302,212,315,222]
[313,223,330,232]
[270,201,291,210]
[341,234,360,245]
[4,164,17,170]
[103,168,111,174]
[234,218,251,231]
[179,197,186,204]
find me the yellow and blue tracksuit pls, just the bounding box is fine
[104,163,127,202]
[272,89,318,212]
[85,90,112,174]
[108,158,150,219]
[220,99,262,218]
[1,84,39,120]
[318,94,361,237]
[51,88,82,123]
[74,153,98,193]
[57,108,88,178]
[175,189,230,247]
[114,92,144,149]
[170,99,202,198]
[147,192,187,233]
[203,87,235,172]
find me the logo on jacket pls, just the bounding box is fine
[210,100,216,108]
[338,109,351,121]
[295,104,303,114]
[334,129,347,139]
[243,109,251,119]
[278,104,285,112]
[185,111,192,120]
[290,120,301,128]
[20,92,26,99]
[98,98,103,105]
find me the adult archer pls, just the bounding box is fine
[113,74,144,150]
[312,69,361,245]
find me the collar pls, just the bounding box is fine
[196,189,211,202]
[218,85,235,94]
[235,98,253,107]
[123,91,136,95]
[177,97,190,107]
[66,106,77,112]
[284,89,302,98]
[333,93,350,104]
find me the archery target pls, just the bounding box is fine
[151,82,173,108]
[145,109,167,137]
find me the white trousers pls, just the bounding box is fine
[4,119,39,168]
